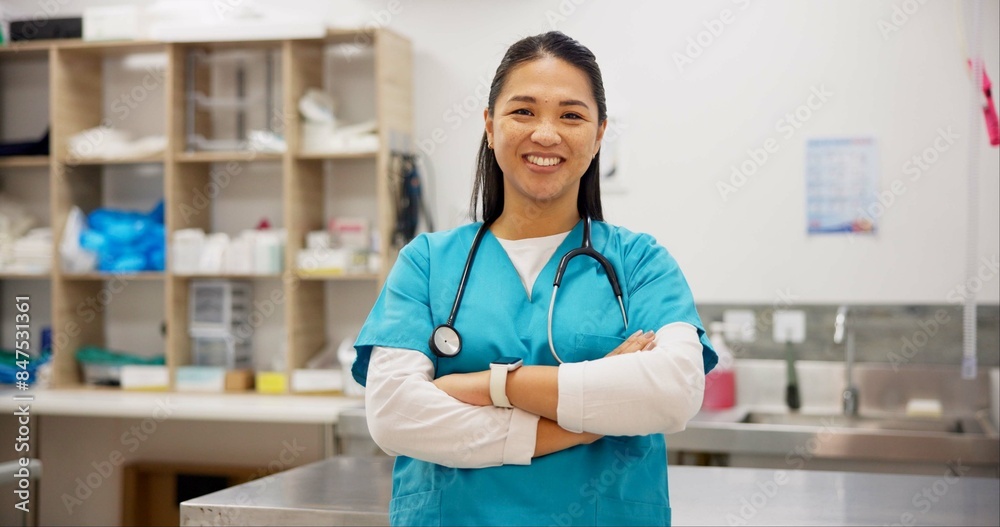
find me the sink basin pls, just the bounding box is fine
[740,412,986,435]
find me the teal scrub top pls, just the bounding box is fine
[354,220,717,527]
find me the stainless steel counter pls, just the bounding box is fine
[672,406,999,472]
[180,456,1000,526]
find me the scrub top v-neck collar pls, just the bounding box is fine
[482,220,585,303]
[492,228,573,300]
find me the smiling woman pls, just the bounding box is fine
[484,56,606,239]
[353,31,717,527]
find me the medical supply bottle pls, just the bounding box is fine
[703,322,736,410]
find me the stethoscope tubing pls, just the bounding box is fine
[547,218,627,363]
[431,217,628,361]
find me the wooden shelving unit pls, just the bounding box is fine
[0,29,412,392]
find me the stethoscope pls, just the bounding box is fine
[429,217,628,363]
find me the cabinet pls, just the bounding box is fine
[0,29,412,390]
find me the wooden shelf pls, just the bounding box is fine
[296,271,380,281]
[0,41,53,54]
[172,273,283,280]
[64,155,165,166]
[62,272,166,281]
[53,40,167,55]
[295,151,377,161]
[175,151,284,163]
[0,272,51,280]
[0,156,50,168]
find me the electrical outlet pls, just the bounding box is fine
[723,310,757,342]
[773,310,806,343]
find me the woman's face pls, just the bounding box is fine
[485,56,606,215]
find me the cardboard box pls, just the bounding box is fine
[225,369,255,392]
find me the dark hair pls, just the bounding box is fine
[470,31,607,223]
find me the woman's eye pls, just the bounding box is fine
[512,108,533,116]
[563,113,583,120]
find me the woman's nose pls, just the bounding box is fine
[530,120,562,146]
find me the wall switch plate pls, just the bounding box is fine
[723,309,757,342]
[773,310,806,343]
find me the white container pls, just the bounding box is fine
[198,232,230,274]
[254,230,284,274]
[225,235,253,274]
[172,228,205,274]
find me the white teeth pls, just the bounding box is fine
[526,155,562,167]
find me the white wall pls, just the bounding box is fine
[4,0,998,306]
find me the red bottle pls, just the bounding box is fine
[703,323,736,410]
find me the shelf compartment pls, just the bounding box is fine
[181,45,282,154]
[51,44,168,162]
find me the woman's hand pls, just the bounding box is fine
[605,329,656,357]
[433,370,492,406]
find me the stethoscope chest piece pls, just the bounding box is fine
[430,324,461,357]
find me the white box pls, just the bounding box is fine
[291,369,344,393]
[120,365,169,391]
[330,217,370,250]
[176,366,227,393]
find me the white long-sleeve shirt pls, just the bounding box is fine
[364,232,706,469]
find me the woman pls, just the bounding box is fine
[353,31,717,526]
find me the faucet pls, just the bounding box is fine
[835,305,859,416]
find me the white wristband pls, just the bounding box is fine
[489,358,522,408]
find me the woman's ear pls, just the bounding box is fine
[594,119,608,156]
[484,108,494,146]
